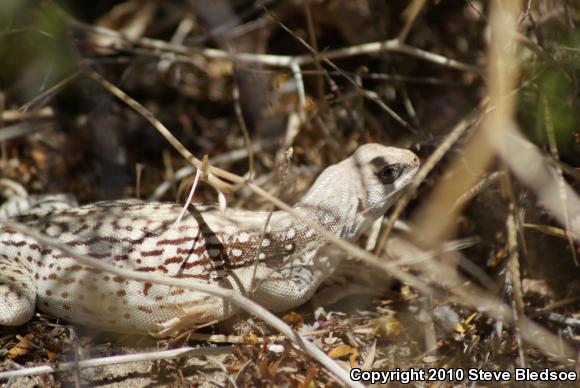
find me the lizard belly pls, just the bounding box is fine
[33,255,236,335]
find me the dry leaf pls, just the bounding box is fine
[7,333,35,359]
[282,311,304,329]
[374,317,402,339]
[299,366,318,388]
[328,344,360,367]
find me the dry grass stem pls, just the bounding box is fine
[0,346,234,380]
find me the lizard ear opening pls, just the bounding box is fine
[376,163,402,184]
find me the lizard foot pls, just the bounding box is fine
[154,305,220,337]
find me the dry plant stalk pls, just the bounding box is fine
[389,0,576,360]
[414,0,521,243]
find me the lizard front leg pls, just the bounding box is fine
[251,258,336,312]
[155,293,239,337]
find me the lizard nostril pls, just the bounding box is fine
[412,156,419,166]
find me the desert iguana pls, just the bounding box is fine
[0,144,419,336]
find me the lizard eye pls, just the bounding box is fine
[377,164,402,184]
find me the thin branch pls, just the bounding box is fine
[0,346,233,380]
[149,143,264,201]
[232,76,255,181]
[398,0,427,42]
[302,0,326,111]
[290,61,307,122]
[375,112,479,254]
[523,222,580,241]
[70,18,481,73]
[542,93,577,265]
[0,121,55,142]
[19,71,79,112]
[2,108,54,122]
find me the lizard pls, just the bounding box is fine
[0,143,419,337]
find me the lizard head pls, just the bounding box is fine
[344,143,419,237]
[351,143,419,212]
[297,143,419,239]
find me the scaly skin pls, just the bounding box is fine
[0,144,419,336]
